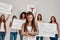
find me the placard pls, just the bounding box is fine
[12,19,25,30]
[37,23,57,37]
[27,4,36,14]
[0,2,13,14]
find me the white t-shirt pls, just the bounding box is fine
[37,20,43,23]
[37,21,43,27]
[20,19,26,23]
[27,26,32,32]
[23,26,36,40]
[52,23,58,34]
[20,19,26,30]
[0,22,5,32]
[10,21,17,32]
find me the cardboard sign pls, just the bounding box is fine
[27,4,36,14]
[12,19,25,30]
[0,2,13,14]
[37,23,57,37]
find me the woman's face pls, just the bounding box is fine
[14,17,17,19]
[51,17,55,22]
[22,14,25,18]
[38,15,41,19]
[1,16,4,20]
[27,15,33,22]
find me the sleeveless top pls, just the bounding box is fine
[0,22,5,32]
[27,25,32,32]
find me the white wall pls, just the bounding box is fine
[0,0,60,23]
[0,0,60,40]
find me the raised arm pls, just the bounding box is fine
[35,13,37,20]
[9,22,12,27]
[5,15,10,22]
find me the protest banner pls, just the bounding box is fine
[0,2,13,14]
[12,19,25,30]
[37,23,56,37]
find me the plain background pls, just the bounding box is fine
[0,0,60,40]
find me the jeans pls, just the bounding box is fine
[10,32,17,40]
[0,32,6,40]
[50,34,58,40]
[20,33,23,40]
[36,36,43,40]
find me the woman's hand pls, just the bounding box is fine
[27,32,36,36]
[5,14,10,22]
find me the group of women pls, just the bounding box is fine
[0,11,60,40]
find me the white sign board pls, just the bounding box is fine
[37,23,57,37]
[0,2,13,14]
[27,4,36,14]
[12,19,25,30]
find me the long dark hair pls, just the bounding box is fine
[50,16,58,26]
[37,14,42,21]
[0,14,6,31]
[0,14,5,23]
[24,11,37,32]
[20,12,26,19]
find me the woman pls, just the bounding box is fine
[9,15,18,40]
[0,14,10,40]
[19,12,26,40]
[21,11,38,40]
[36,14,44,40]
[49,16,60,40]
